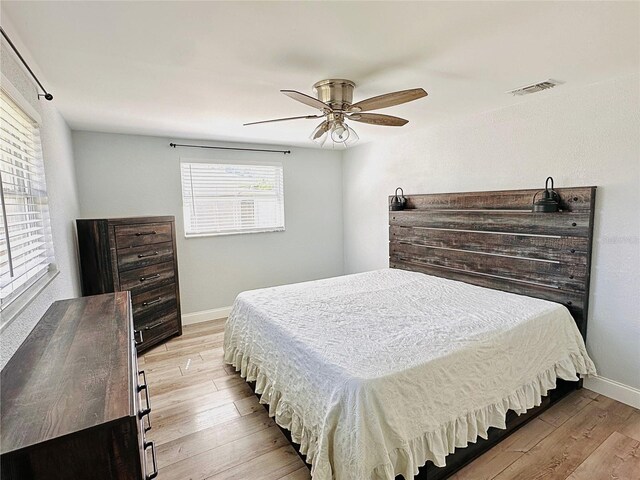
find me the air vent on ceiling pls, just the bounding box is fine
[506,79,563,96]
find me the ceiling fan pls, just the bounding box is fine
[244,79,428,147]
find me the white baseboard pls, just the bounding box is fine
[182,306,232,325]
[584,375,640,409]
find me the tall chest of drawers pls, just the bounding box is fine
[76,216,182,352]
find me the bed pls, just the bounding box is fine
[223,186,597,479]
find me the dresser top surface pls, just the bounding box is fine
[76,215,175,225]
[1,293,134,454]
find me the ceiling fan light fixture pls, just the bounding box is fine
[344,125,359,146]
[310,120,330,146]
[316,135,328,147]
[330,121,350,143]
[313,120,359,148]
[312,131,328,147]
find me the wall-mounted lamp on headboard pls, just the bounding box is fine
[389,187,406,211]
[532,177,560,212]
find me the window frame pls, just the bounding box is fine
[179,158,286,238]
[0,75,58,326]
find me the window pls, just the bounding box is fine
[0,89,55,311]
[180,161,285,237]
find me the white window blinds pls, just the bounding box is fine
[0,89,55,310]
[181,162,285,237]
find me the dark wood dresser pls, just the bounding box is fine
[0,293,157,480]
[76,216,182,352]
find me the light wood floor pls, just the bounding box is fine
[141,319,640,480]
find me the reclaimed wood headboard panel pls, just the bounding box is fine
[389,187,596,338]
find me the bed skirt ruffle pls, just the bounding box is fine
[224,344,595,480]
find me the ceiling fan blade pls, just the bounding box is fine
[311,120,330,140]
[244,114,322,126]
[350,88,427,112]
[347,113,409,127]
[281,90,332,112]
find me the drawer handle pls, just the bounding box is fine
[138,369,148,391]
[140,273,160,282]
[138,397,151,420]
[144,320,164,331]
[134,329,143,346]
[138,251,159,258]
[142,297,162,307]
[144,441,159,480]
[135,231,157,236]
[138,370,152,432]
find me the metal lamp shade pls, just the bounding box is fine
[533,177,560,212]
[390,187,406,211]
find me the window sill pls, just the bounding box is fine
[0,269,60,332]
[185,227,286,238]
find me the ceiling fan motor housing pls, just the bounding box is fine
[313,79,355,110]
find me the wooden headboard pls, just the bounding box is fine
[389,186,596,338]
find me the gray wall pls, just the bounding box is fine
[342,74,640,390]
[71,132,344,313]
[0,41,82,368]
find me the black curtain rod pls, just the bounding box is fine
[169,143,291,154]
[0,26,53,101]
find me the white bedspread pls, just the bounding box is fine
[223,269,596,480]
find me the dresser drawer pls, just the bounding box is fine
[119,262,175,294]
[136,309,180,349]
[118,242,174,272]
[131,284,177,318]
[115,222,173,249]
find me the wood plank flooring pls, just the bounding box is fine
[143,319,640,480]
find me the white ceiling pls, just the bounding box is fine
[2,1,639,148]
